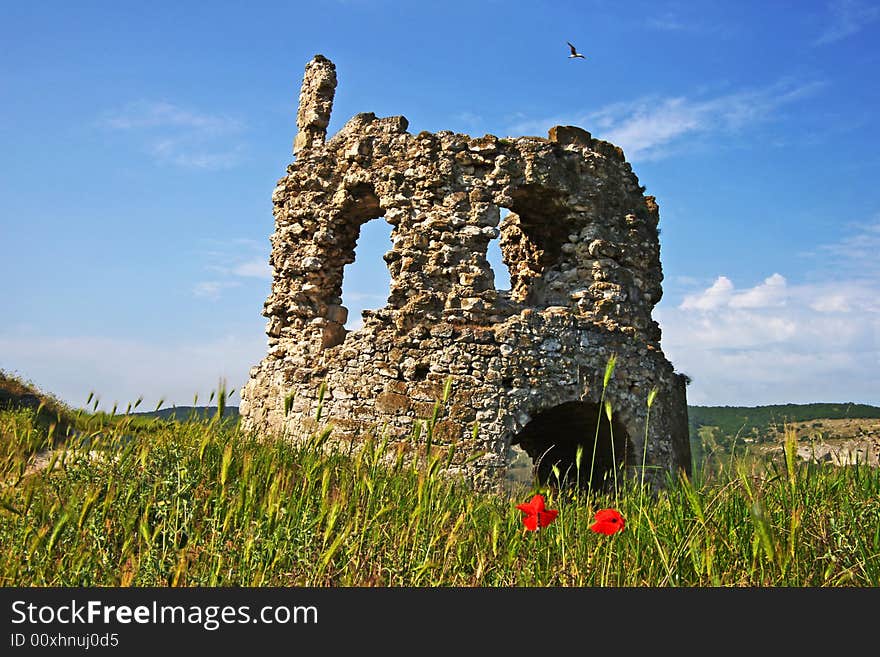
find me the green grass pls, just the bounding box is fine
[1,399,878,587]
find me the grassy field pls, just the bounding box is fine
[1,372,878,587]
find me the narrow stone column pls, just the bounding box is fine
[293,55,337,156]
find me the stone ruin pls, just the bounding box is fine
[240,55,691,491]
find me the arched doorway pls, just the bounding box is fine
[510,400,633,490]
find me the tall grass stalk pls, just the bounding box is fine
[605,399,619,507]
[587,353,616,505]
[636,387,659,562]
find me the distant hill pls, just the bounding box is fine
[0,370,78,440]
[133,406,240,422]
[688,402,880,440]
[687,402,880,466]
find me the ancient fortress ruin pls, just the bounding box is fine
[240,55,691,491]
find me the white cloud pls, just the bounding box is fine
[508,79,825,161]
[193,240,272,300]
[729,272,787,308]
[100,100,246,170]
[657,271,880,405]
[193,280,240,299]
[101,101,242,133]
[0,333,267,411]
[644,12,729,35]
[150,139,244,170]
[680,276,733,310]
[814,0,880,45]
[810,294,851,313]
[453,112,484,131]
[232,258,272,279]
[646,15,690,32]
[811,219,880,278]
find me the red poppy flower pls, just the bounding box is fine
[590,508,625,535]
[516,494,559,531]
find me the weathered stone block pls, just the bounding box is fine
[548,125,592,146]
[375,391,411,414]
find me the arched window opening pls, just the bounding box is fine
[340,217,393,331]
[510,400,632,490]
[502,185,570,306]
[486,207,514,292]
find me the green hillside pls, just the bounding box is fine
[133,406,240,423]
[688,402,880,439]
[0,370,79,455]
[686,402,880,467]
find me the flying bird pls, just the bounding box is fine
[567,42,586,59]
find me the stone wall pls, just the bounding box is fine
[240,55,691,492]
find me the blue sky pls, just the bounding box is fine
[1,0,878,410]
